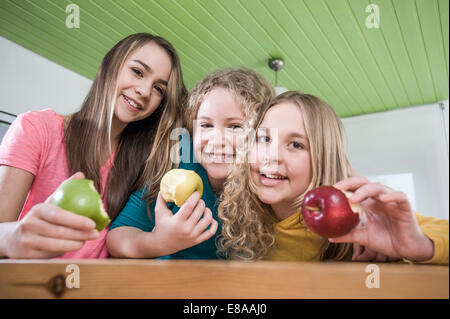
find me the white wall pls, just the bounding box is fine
[0,36,92,116]
[342,102,449,220]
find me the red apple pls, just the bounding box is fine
[301,186,361,238]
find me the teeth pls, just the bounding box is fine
[124,96,140,109]
[262,173,286,180]
[207,153,233,161]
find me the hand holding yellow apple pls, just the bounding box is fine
[160,169,204,207]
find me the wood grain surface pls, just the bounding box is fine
[0,259,447,299]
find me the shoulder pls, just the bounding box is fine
[2,108,63,143]
[17,108,61,124]
[15,108,63,135]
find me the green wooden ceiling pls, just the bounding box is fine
[0,0,448,117]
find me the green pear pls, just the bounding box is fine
[51,179,111,231]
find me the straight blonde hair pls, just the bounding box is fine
[217,91,353,261]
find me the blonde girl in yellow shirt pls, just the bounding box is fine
[217,91,448,264]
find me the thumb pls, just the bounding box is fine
[155,192,173,219]
[68,171,86,180]
[328,227,365,246]
[45,171,86,204]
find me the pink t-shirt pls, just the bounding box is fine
[0,109,111,258]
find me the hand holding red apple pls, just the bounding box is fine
[327,176,434,262]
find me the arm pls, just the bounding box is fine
[0,166,33,222]
[107,191,218,258]
[413,212,449,264]
[107,226,167,258]
[0,165,33,257]
[0,166,99,258]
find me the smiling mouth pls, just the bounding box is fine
[259,172,288,180]
[204,153,235,162]
[122,94,143,110]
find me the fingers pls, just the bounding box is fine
[155,192,173,219]
[352,244,392,262]
[35,203,97,231]
[21,233,85,255]
[374,252,388,262]
[334,176,370,193]
[353,246,377,261]
[187,199,206,226]
[352,243,364,261]
[348,182,390,204]
[334,177,391,203]
[329,223,367,246]
[31,217,99,241]
[69,171,86,180]
[379,192,412,211]
[177,191,202,220]
[194,211,218,244]
[192,208,214,237]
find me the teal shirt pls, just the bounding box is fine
[110,137,221,259]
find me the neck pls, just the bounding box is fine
[207,175,225,196]
[270,201,298,221]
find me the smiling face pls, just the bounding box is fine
[250,101,312,219]
[193,88,245,193]
[114,41,172,125]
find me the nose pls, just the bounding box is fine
[261,138,279,166]
[209,127,226,146]
[204,127,232,156]
[134,83,150,98]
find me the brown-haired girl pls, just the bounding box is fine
[0,33,187,259]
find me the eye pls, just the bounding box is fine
[257,135,270,143]
[229,124,243,130]
[200,123,213,129]
[131,68,143,77]
[153,84,165,96]
[289,141,304,150]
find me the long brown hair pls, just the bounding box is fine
[64,33,187,221]
[218,91,353,261]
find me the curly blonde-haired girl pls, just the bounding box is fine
[107,67,275,259]
[218,91,353,261]
[218,91,448,264]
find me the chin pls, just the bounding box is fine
[204,164,227,181]
[256,188,282,205]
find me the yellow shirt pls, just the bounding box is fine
[413,212,449,265]
[266,211,449,265]
[265,211,327,262]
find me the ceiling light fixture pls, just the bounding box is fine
[268,58,288,95]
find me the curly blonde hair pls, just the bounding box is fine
[184,67,275,135]
[217,91,354,261]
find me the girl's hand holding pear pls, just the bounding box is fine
[153,191,218,255]
[1,171,99,259]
